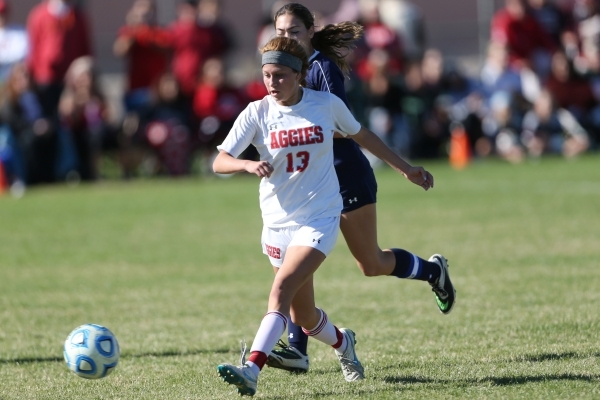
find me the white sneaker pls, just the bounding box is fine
[336,328,365,382]
[267,340,309,373]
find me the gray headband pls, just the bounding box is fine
[262,51,303,72]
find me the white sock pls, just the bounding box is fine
[245,361,260,377]
[302,308,343,348]
[249,310,287,356]
[334,335,348,356]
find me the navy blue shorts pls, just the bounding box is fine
[333,139,378,214]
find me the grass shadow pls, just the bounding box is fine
[0,356,65,364]
[484,374,600,385]
[382,351,600,388]
[378,351,599,371]
[0,348,230,365]
[384,373,600,386]
[262,388,380,400]
[509,351,600,363]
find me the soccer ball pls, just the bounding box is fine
[63,324,120,379]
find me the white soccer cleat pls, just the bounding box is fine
[266,340,309,373]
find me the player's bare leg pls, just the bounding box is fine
[257,248,364,382]
[266,274,314,373]
[267,246,325,314]
[339,204,395,276]
[341,203,456,314]
[218,247,324,395]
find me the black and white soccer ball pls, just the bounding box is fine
[63,324,120,379]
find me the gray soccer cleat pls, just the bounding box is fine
[336,328,364,382]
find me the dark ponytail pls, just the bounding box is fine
[274,3,363,77]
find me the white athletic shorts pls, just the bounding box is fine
[261,216,340,268]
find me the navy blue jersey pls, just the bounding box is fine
[306,51,351,108]
[306,51,377,213]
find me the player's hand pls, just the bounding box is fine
[246,160,274,178]
[403,166,434,191]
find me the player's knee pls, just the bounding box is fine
[290,309,318,328]
[269,281,282,296]
[268,285,292,307]
[290,314,309,327]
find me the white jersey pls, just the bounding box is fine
[217,88,361,228]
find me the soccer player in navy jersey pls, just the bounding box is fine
[266,3,457,374]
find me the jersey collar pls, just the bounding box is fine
[308,50,320,63]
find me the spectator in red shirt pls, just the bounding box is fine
[26,0,91,118]
[354,1,403,80]
[491,0,556,74]
[114,0,171,113]
[192,57,245,159]
[169,0,214,98]
[197,0,233,58]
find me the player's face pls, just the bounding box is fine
[262,63,302,106]
[275,14,314,55]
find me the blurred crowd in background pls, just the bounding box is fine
[0,0,598,192]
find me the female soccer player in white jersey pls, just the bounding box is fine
[214,36,434,396]
[266,3,456,374]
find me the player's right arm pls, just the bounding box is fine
[214,102,272,177]
[213,151,273,178]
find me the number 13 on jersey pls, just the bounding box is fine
[286,151,310,172]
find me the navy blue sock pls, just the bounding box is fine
[288,322,308,356]
[390,248,441,283]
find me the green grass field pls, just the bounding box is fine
[0,156,598,399]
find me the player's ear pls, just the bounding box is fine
[308,25,314,40]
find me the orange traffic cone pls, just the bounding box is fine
[449,123,471,170]
[0,160,8,194]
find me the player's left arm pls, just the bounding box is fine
[351,127,434,191]
[330,93,433,190]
